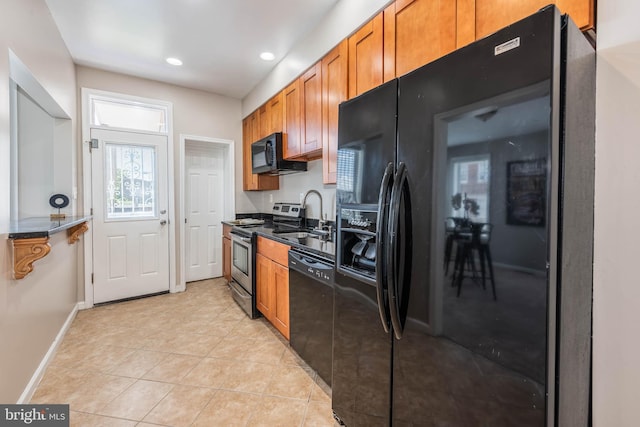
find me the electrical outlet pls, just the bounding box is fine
[269,194,273,203]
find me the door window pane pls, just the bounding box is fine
[104,144,157,219]
[91,98,167,133]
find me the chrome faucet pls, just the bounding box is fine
[302,189,326,231]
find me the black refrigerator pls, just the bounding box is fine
[333,6,594,426]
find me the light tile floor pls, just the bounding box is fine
[31,278,336,427]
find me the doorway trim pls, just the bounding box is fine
[178,134,235,291]
[81,88,176,309]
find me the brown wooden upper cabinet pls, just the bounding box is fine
[459,0,595,45]
[258,92,283,139]
[268,92,283,135]
[242,112,279,191]
[283,79,302,159]
[258,104,269,139]
[322,40,348,184]
[283,64,324,160]
[300,62,323,160]
[383,0,457,80]
[348,12,384,99]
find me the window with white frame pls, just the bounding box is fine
[450,155,490,222]
[90,96,168,133]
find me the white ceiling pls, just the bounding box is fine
[45,0,340,99]
[447,96,550,146]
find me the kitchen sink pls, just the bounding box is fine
[275,229,333,242]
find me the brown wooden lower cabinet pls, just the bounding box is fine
[272,261,290,339]
[222,224,232,283]
[256,253,274,319]
[256,237,290,340]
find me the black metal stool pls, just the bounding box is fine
[452,223,496,300]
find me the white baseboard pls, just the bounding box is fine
[17,302,80,404]
[77,301,90,310]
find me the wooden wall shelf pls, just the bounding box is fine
[67,221,89,244]
[8,216,91,280]
[12,237,51,280]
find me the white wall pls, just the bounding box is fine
[261,160,336,220]
[0,0,78,403]
[593,0,640,425]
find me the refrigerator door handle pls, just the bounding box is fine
[388,162,408,340]
[375,162,394,333]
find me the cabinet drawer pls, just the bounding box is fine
[257,236,290,266]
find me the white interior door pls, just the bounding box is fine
[185,143,224,282]
[91,128,170,303]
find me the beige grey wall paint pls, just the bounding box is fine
[0,0,78,403]
[593,0,640,424]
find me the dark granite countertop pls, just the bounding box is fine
[223,220,335,261]
[8,216,92,239]
[257,228,335,261]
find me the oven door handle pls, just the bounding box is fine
[230,232,252,244]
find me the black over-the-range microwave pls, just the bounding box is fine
[251,132,307,175]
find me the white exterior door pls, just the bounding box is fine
[185,143,224,282]
[91,128,170,303]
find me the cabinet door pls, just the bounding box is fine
[300,62,323,159]
[473,0,594,41]
[258,104,269,139]
[242,116,254,191]
[383,0,456,80]
[223,237,231,283]
[348,12,384,99]
[272,261,290,340]
[269,92,283,134]
[321,40,348,184]
[283,79,302,159]
[256,253,274,320]
[242,112,279,191]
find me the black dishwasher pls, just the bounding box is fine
[288,248,334,386]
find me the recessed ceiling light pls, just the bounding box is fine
[260,52,275,61]
[166,57,183,66]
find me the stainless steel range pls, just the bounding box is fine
[271,202,306,232]
[229,226,257,318]
[229,203,307,319]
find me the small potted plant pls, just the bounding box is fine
[451,192,480,225]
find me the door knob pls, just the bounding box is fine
[160,220,167,226]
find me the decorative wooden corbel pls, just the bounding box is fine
[13,237,51,280]
[67,221,89,244]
